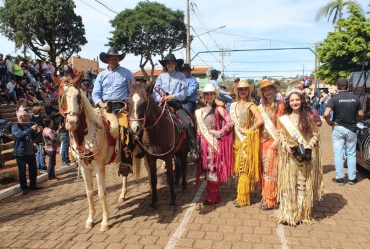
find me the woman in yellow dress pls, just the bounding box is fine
[257,79,284,211]
[195,84,234,205]
[230,80,264,207]
[276,90,323,225]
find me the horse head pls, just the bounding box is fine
[129,81,155,134]
[52,72,84,131]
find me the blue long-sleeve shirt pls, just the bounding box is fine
[184,75,199,102]
[154,71,188,102]
[92,66,134,105]
[209,78,220,90]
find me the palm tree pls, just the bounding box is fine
[315,0,363,24]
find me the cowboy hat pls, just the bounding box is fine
[158,53,184,68]
[234,77,240,82]
[233,79,254,101]
[99,47,126,64]
[136,77,147,83]
[257,79,280,94]
[210,69,221,76]
[198,83,220,98]
[180,63,194,71]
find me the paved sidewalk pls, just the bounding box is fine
[0,123,370,249]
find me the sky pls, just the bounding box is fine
[1,0,369,79]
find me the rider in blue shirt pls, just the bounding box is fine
[209,69,233,112]
[180,63,199,114]
[155,54,198,159]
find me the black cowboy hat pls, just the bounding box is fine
[210,69,221,76]
[99,47,126,64]
[234,77,240,82]
[158,53,184,68]
[136,77,147,83]
[180,63,194,71]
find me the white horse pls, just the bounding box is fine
[52,74,141,231]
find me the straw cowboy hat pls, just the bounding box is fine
[158,53,184,69]
[99,47,126,64]
[233,79,254,94]
[257,79,280,94]
[198,83,220,98]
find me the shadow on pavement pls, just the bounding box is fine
[312,192,347,221]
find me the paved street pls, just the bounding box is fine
[1,123,370,249]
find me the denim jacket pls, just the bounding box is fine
[12,123,39,156]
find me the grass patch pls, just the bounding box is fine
[0,172,18,185]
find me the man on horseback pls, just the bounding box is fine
[180,63,199,114]
[209,69,233,112]
[92,47,135,175]
[154,53,198,159]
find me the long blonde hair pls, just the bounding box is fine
[261,86,278,111]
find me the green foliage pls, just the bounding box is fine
[0,172,18,185]
[0,0,87,73]
[316,0,363,24]
[108,1,187,78]
[316,6,370,84]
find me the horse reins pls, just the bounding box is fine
[131,86,176,156]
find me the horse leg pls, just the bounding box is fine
[180,150,188,190]
[81,166,95,229]
[174,155,180,186]
[164,156,176,208]
[147,156,157,209]
[144,156,152,195]
[94,163,110,232]
[118,176,128,204]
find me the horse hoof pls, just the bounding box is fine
[117,198,125,204]
[85,222,93,229]
[169,204,176,210]
[149,205,157,210]
[100,225,110,232]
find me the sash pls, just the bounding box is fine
[258,105,277,141]
[195,109,219,153]
[230,102,255,142]
[279,115,308,145]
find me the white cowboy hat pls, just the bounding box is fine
[198,83,220,97]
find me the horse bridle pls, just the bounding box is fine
[129,86,167,130]
[59,84,84,119]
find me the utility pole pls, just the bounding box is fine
[186,0,191,65]
[219,47,230,81]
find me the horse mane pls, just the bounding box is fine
[80,88,102,126]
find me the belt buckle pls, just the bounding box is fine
[262,131,270,139]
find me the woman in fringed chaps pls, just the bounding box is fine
[230,80,264,207]
[257,80,284,210]
[276,90,323,226]
[195,84,233,206]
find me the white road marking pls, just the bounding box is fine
[276,224,289,249]
[165,181,206,249]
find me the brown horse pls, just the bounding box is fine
[129,82,188,209]
[52,73,141,231]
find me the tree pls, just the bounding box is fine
[315,0,363,24]
[108,1,187,79]
[316,6,370,84]
[0,0,87,74]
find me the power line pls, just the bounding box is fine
[192,27,316,46]
[75,10,112,30]
[79,0,114,19]
[191,26,222,64]
[95,0,119,15]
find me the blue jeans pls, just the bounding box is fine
[0,74,6,84]
[183,101,196,114]
[319,103,326,116]
[61,132,70,163]
[46,150,56,180]
[36,143,46,170]
[8,91,17,103]
[218,90,232,112]
[332,125,357,180]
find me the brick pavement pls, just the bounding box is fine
[1,123,370,249]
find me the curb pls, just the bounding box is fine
[0,163,78,201]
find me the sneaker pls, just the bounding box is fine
[260,205,273,211]
[348,178,358,185]
[203,200,214,206]
[39,169,47,174]
[62,162,69,166]
[22,188,30,195]
[332,178,345,186]
[1,102,6,105]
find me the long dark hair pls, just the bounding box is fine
[284,92,315,136]
[204,101,217,118]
